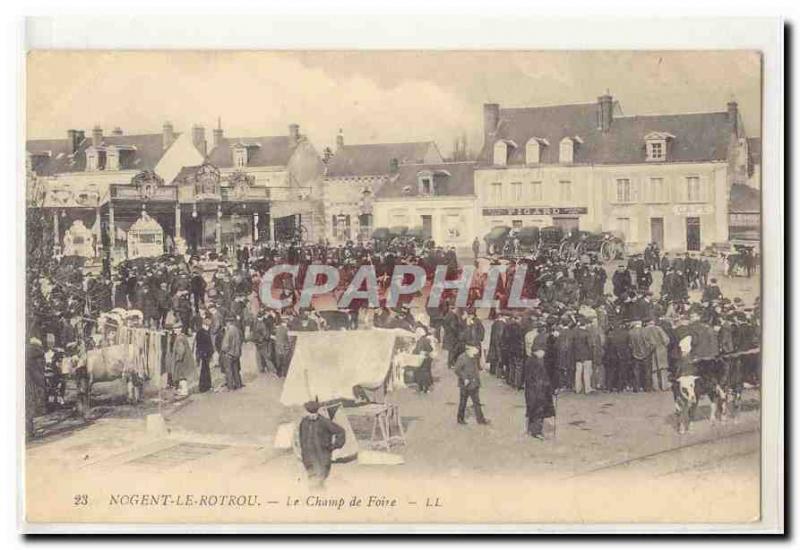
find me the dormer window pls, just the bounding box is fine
[233,145,248,168]
[645,131,674,162]
[526,137,547,164]
[417,170,437,196]
[106,145,119,171]
[86,147,99,171]
[420,176,431,194]
[559,136,582,164]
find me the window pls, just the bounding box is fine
[490,182,503,205]
[686,176,701,202]
[493,141,508,166]
[559,180,572,202]
[526,138,540,164]
[510,181,523,202]
[512,220,523,229]
[86,149,99,171]
[647,141,665,161]
[529,181,543,201]
[421,177,431,194]
[106,146,119,171]
[648,177,668,203]
[644,132,673,161]
[233,146,247,168]
[559,137,574,164]
[615,178,632,203]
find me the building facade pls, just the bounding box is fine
[372,161,477,248]
[27,122,325,260]
[322,133,442,243]
[474,95,750,252]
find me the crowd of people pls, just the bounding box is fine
[26,235,761,445]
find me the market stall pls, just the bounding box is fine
[127,212,164,259]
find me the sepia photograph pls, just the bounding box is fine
[18,20,783,532]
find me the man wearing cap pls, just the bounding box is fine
[220,316,243,390]
[628,319,653,392]
[454,344,489,425]
[296,401,346,488]
[572,316,594,394]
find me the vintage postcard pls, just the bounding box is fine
[20,22,783,533]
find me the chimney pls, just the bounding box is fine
[162,121,175,150]
[192,125,207,156]
[597,92,614,132]
[727,100,739,134]
[67,129,84,154]
[336,129,344,150]
[91,125,103,147]
[212,117,224,149]
[112,127,123,136]
[483,103,500,146]
[289,123,300,144]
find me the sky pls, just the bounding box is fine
[27,50,762,156]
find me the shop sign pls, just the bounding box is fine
[673,204,714,216]
[481,206,588,216]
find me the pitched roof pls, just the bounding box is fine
[375,161,476,199]
[206,136,297,168]
[729,183,760,213]
[478,102,735,166]
[26,133,179,175]
[326,142,438,177]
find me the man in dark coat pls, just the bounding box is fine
[195,316,214,392]
[26,338,47,441]
[487,313,506,377]
[612,265,632,299]
[524,327,555,439]
[454,345,489,425]
[190,271,207,313]
[501,315,525,388]
[443,307,465,368]
[252,309,275,374]
[296,401,346,488]
[555,318,575,391]
[605,321,632,391]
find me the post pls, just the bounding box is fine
[175,204,182,239]
[108,204,115,259]
[95,205,102,257]
[270,214,276,245]
[53,210,60,254]
[216,203,222,253]
[253,212,258,243]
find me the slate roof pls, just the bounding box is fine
[326,142,438,177]
[478,102,736,166]
[375,161,476,199]
[729,183,761,213]
[206,136,297,168]
[27,133,179,175]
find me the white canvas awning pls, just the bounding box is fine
[280,329,410,407]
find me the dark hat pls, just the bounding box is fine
[304,400,321,413]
